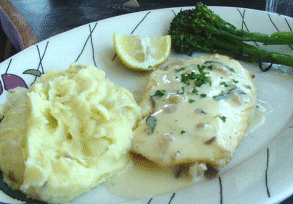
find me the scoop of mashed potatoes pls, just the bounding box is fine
[0,64,141,203]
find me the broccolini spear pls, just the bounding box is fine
[169,2,293,67]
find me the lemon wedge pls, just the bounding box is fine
[113,33,171,71]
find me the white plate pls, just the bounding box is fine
[0,6,293,204]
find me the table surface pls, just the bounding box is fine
[1,0,267,49]
[0,0,293,203]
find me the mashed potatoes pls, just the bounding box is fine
[0,64,141,203]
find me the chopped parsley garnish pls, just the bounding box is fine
[192,86,199,94]
[177,86,185,94]
[189,99,196,103]
[179,64,211,87]
[204,61,235,72]
[181,86,185,94]
[219,116,227,122]
[151,90,166,97]
[194,65,212,87]
[181,130,186,134]
[227,67,236,73]
[207,65,213,70]
[232,79,239,83]
[213,91,229,101]
[228,88,236,94]
[175,67,186,72]
[213,88,245,101]
[146,115,157,133]
[148,65,152,68]
[200,94,207,98]
[201,110,207,114]
[180,73,190,85]
[220,82,229,87]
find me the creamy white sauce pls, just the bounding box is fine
[104,55,268,200]
[104,154,206,200]
[247,99,272,132]
[104,101,270,200]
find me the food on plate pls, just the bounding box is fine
[169,2,293,68]
[104,153,210,199]
[113,33,171,70]
[131,54,257,167]
[0,64,141,203]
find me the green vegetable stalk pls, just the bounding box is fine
[169,2,293,68]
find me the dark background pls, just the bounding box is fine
[1,0,267,62]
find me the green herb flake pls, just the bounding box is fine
[227,67,236,73]
[204,61,223,66]
[213,92,229,101]
[205,61,236,73]
[148,65,153,68]
[175,67,186,72]
[146,115,157,133]
[177,86,185,95]
[228,88,236,94]
[201,110,207,114]
[181,86,185,94]
[180,73,190,85]
[232,79,239,83]
[181,130,186,134]
[220,82,229,87]
[194,65,212,87]
[192,86,199,94]
[219,116,227,122]
[189,99,196,103]
[179,65,211,87]
[151,90,166,97]
[200,94,207,98]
